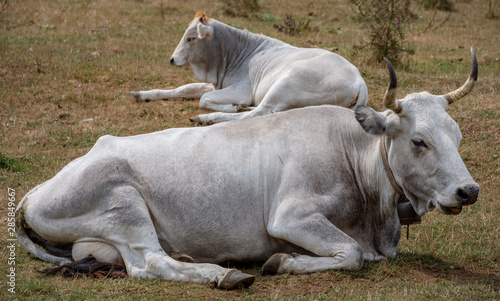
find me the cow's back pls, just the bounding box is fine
[248,47,367,108]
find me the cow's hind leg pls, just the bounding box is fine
[74,186,254,289]
[189,81,289,124]
[131,83,214,102]
[23,181,253,289]
[197,85,253,113]
[189,103,273,124]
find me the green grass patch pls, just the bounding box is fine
[0,152,25,172]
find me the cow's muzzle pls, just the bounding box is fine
[170,57,175,65]
[456,184,480,206]
[439,184,479,215]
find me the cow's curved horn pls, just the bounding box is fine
[444,47,478,104]
[383,58,401,113]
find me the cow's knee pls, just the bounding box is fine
[199,96,241,113]
[342,245,364,270]
[363,251,388,262]
[199,94,219,110]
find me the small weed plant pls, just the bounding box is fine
[487,0,497,18]
[351,0,415,65]
[274,14,311,36]
[0,0,37,30]
[421,0,455,11]
[0,153,24,172]
[218,0,260,17]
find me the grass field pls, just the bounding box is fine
[1,0,499,299]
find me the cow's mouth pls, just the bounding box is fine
[428,198,463,215]
[438,204,462,215]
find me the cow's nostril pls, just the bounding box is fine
[457,188,469,202]
[170,57,174,65]
[457,185,479,205]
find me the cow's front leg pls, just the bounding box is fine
[130,83,214,102]
[264,199,363,275]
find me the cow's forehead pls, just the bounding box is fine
[188,18,200,27]
[414,115,462,147]
[181,22,199,38]
[186,19,199,29]
[400,92,462,140]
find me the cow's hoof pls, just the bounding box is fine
[261,253,289,275]
[218,269,255,290]
[189,116,201,124]
[130,91,141,102]
[189,116,213,126]
[168,252,195,263]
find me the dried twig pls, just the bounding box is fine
[419,11,451,35]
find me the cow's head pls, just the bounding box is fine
[170,12,215,80]
[355,48,479,216]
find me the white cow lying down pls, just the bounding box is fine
[131,12,368,124]
[16,50,478,289]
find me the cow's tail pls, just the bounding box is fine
[15,196,72,266]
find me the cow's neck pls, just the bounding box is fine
[211,21,283,88]
[380,135,422,227]
[354,136,400,212]
[379,135,405,196]
[356,135,402,255]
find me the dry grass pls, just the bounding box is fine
[1,0,499,299]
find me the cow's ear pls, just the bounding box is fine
[354,105,387,135]
[197,23,213,39]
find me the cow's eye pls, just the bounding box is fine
[187,37,195,43]
[412,139,427,148]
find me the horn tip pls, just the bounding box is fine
[384,58,397,90]
[383,57,393,70]
[469,47,478,82]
